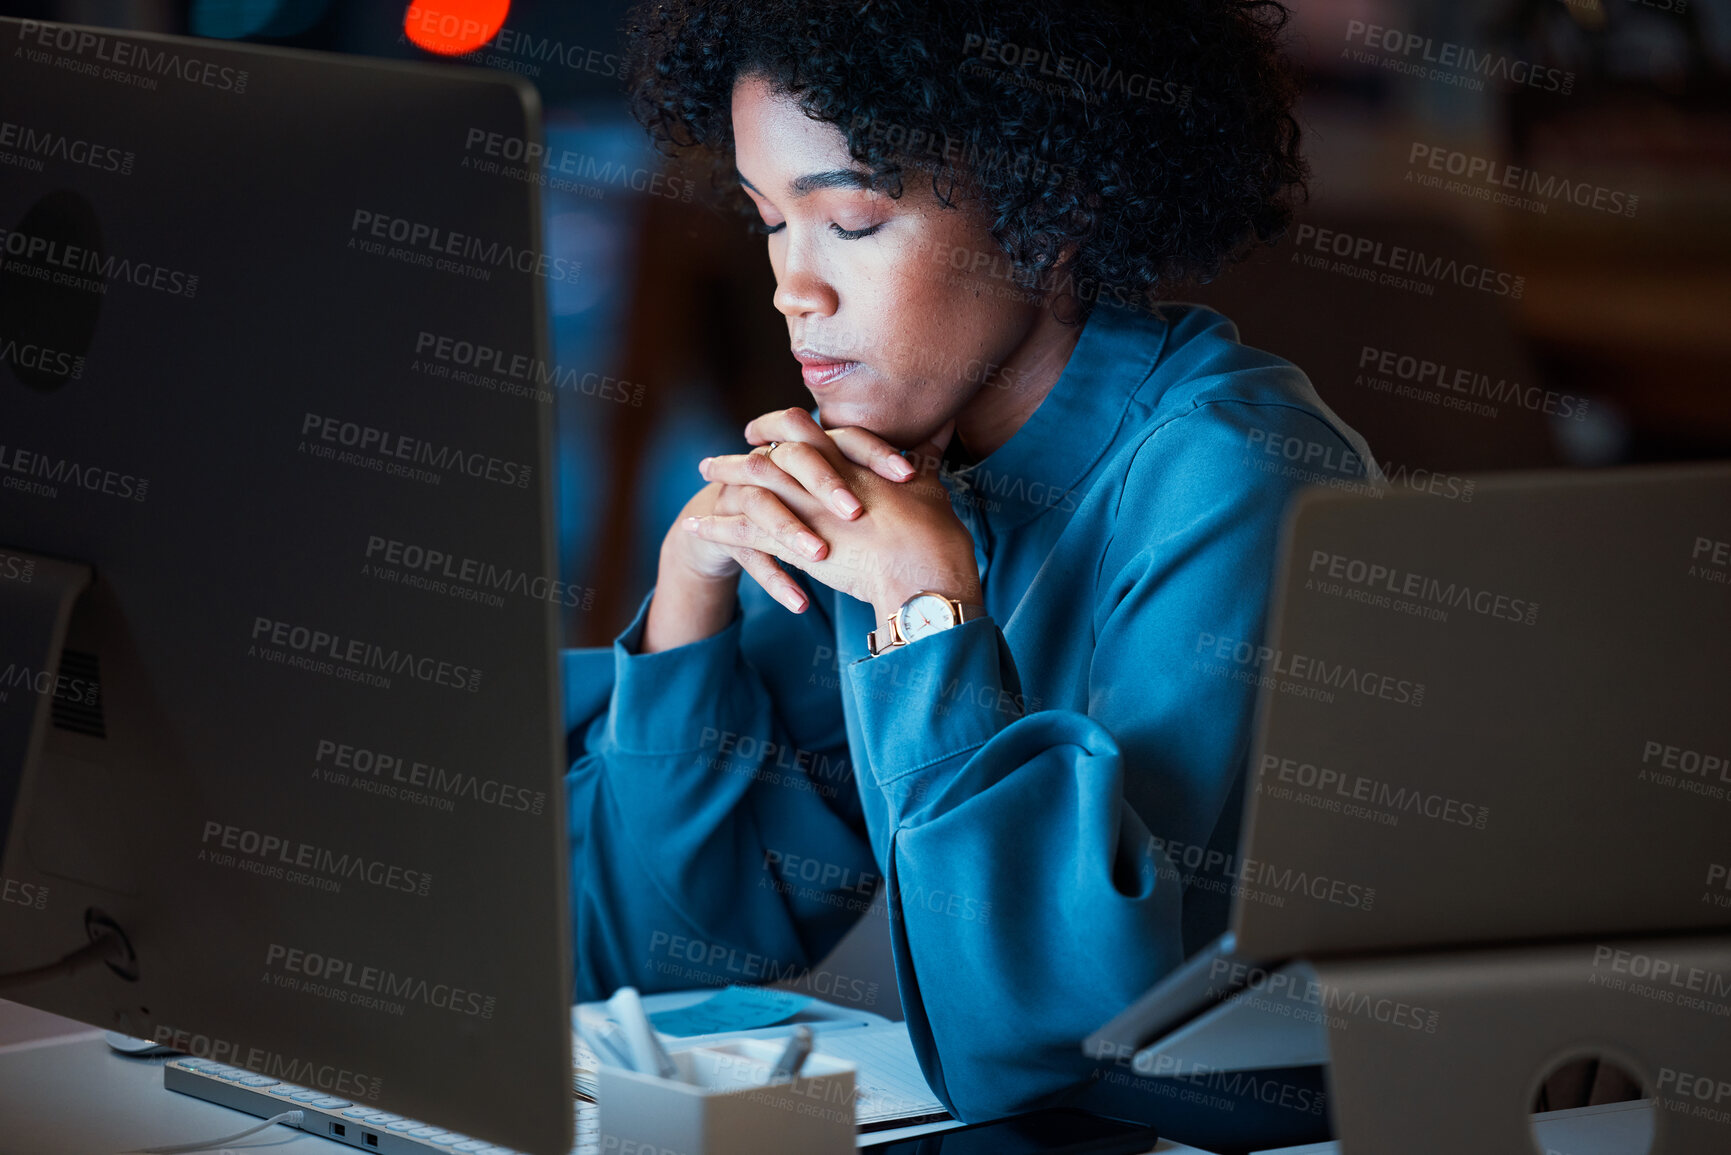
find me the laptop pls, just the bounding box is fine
[1089,463,1731,1064]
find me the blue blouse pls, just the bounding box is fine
[560,302,1376,1122]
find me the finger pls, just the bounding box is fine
[744,408,916,483]
[825,426,918,482]
[701,445,862,521]
[902,418,959,478]
[733,547,809,613]
[685,488,828,562]
[743,406,834,454]
[737,485,832,558]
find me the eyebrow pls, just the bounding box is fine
[737,168,874,198]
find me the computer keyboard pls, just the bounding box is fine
[163,1058,599,1155]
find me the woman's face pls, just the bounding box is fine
[731,74,1048,450]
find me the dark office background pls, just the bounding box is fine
[8,0,1728,649]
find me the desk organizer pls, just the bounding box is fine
[597,1038,856,1155]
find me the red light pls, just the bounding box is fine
[403,0,511,56]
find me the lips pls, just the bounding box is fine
[792,348,861,391]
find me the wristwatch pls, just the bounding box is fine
[867,590,987,656]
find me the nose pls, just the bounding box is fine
[771,231,838,320]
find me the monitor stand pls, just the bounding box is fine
[1133,935,1729,1153]
[1313,935,1727,1153]
[0,551,92,866]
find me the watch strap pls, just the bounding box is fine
[866,594,985,657]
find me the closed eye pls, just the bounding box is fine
[753,221,882,240]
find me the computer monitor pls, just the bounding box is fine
[0,19,573,1154]
[1089,461,1731,1060]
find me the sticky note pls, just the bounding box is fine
[647,986,814,1037]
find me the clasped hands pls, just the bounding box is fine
[667,408,982,625]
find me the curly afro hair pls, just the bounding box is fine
[623,0,1308,319]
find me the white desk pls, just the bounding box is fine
[0,1030,363,1155]
[0,1031,1220,1155]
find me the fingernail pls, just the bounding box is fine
[682,517,699,532]
[788,594,808,612]
[801,535,825,559]
[698,457,712,474]
[833,489,862,516]
[888,456,915,480]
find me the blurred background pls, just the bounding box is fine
[5,0,1724,647]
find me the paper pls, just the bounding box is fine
[646,985,814,1037]
[571,1034,600,1099]
[809,1022,947,1125]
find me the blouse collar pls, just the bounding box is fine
[940,303,1170,533]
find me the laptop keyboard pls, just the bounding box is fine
[164,1058,599,1154]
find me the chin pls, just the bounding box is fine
[814,399,880,434]
[814,391,934,450]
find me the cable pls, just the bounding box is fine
[120,1109,305,1153]
[0,930,125,993]
[10,926,305,1154]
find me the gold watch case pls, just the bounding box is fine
[866,589,985,656]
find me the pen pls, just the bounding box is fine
[608,987,683,1081]
[576,1014,635,1070]
[768,1025,813,1080]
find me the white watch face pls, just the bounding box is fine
[898,593,957,642]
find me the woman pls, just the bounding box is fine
[563,0,1373,1148]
